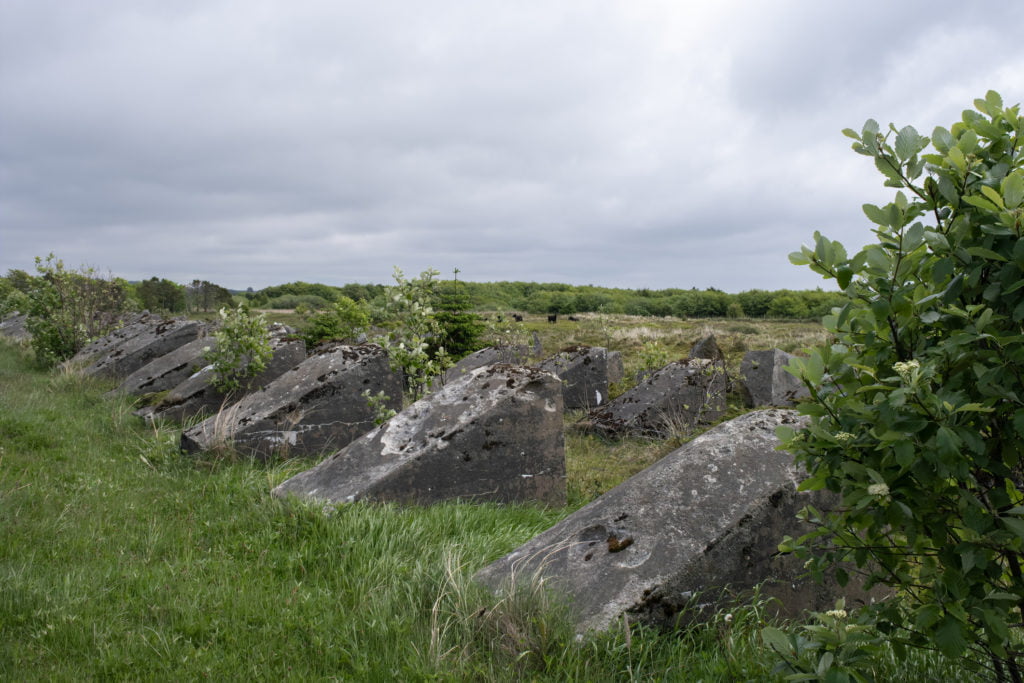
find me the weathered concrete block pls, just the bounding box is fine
[82,318,204,380]
[475,409,861,633]
[432,345,529,391]
[147,334,306,423]
[109,331,214,398]
[587,359,726,438]
[688,334,725,362]
[180,343,402,460]
[607,351,624,385]
[66,312,159,366]
[0,313,30,341]
[740,349,809,408]
[273,364,566,506]
[539,345,610,410]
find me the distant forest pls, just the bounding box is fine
[243,280,844,319]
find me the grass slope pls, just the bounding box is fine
[0,338,969,680]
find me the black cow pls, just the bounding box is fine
[547,314,557,323]
[512,314,523,322]
[568,316,579,322]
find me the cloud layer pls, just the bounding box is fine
[2,0,1022,291]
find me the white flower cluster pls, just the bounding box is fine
[825,609,848,619]
[867,483,890,497]
[893,359,920,383]
[834,432,855,444]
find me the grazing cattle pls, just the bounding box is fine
[548,314,558,323]
[568,316,580,322]
[512,314,524,322]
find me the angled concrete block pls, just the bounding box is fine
[82,318,204,380]
[432,345,529,391]
[740,349,809,408]
[539,345,610,410]
[475,409,859,633]
[67,312,160,366]
[0,313,30,341]
[587,359,726,438]
[147,333,306,423]
[273,364,566,506]
[180,343,402,460]
[688,334,725,362]
[607,351,624,385]
[109,330,215,397]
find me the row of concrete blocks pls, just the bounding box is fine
[5,312,867,631]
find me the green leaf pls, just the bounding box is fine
[875,155,903,184]
[986,89,1003,111]
[947,146,967,172]
[932,126,954,153]
[789,250,812,266]
[937,174,960,205]
[835,267,853,290]
[1000,516,1024,540]
[980,185,1006,210]
[865,246,891,272]
[904,222,925,252]
[895,125,921,161]
[937,426,961,456]
[915,604,942,631]
[862,203,890,226]
[953,403,991,413]
[974,118,1005,140]
[963,195,1000,213]
[923,230,950,252]
[801,351,825,385]
[966,246,1008,262]
[934,615,968,657]
[761,626,793,655]
[1002,171,1024,209]
[816,651,835,678]
[958,128,978,154]
[869,298,891,321]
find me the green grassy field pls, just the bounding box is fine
[0,321,971,680]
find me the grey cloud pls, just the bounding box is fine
[2,1,1023,292]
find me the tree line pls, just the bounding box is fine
[239,279,842,320]
[2,268,843,322]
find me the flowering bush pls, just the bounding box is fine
[782,92,1024,679]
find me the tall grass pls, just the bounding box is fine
[0,340,970,680]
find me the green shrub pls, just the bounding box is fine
[0,286,30,317]
[203,304,273,393]
[24,254,131,365]
[300,296,370,347]
[782,91,1024,679]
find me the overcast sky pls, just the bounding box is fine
[2,1,1021,293]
